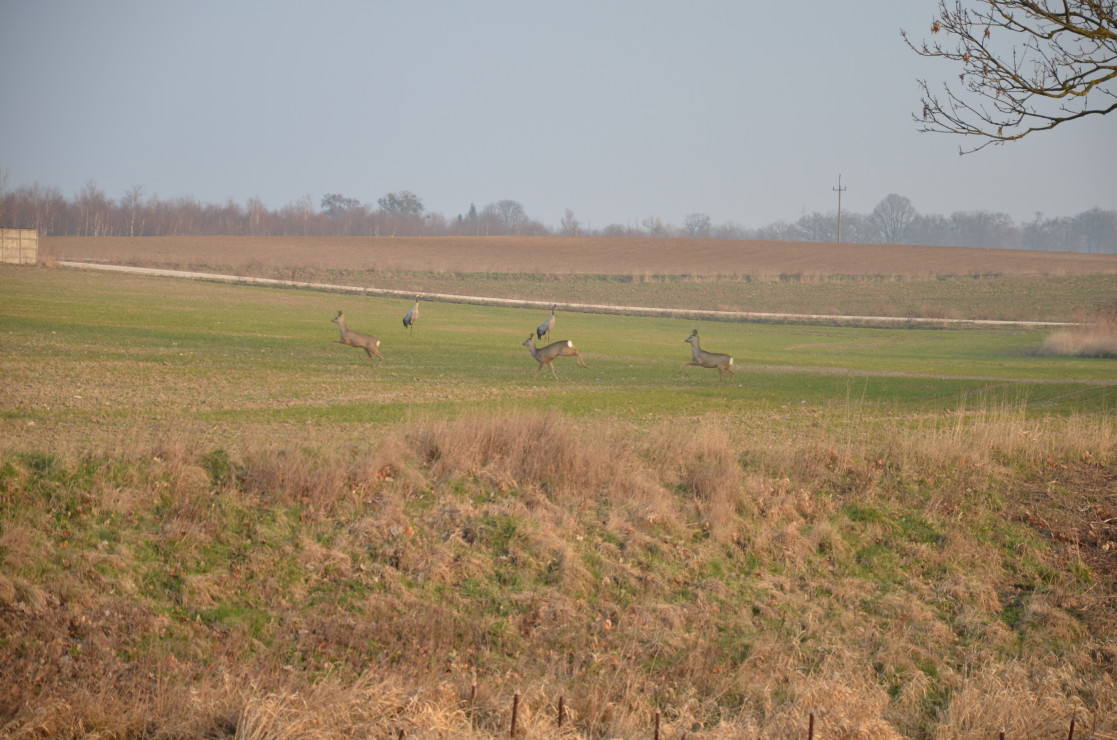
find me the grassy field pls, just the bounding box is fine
[1,263,1116,739]
[45,235,1117,324]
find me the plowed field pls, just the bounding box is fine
[44,235,1117,277]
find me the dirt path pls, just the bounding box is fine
[58,261,1075,328]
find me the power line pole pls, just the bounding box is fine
[833,174,847,243]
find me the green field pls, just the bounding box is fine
[1,265,1115,739]
[2,267,1112,432]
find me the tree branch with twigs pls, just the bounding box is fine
[902,0,1117,153]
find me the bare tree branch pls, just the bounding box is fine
[902,0,1116,152]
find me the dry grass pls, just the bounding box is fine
[1041,302,1117,357]
[1,407,1114,739]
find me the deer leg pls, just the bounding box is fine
[548,362,560,380]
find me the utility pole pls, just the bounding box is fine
[833,174,847,243]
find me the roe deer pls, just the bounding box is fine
[522,335,586,380]
[682,329,734,381]
[332,311,383,364]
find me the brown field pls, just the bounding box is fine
[43,235,1117,277]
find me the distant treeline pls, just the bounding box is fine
[1,181,1113,253]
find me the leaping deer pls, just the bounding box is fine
[332,311,383,364]
[522,335,586,380]
[682,329,734,381]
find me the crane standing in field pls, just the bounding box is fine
[402,296,419,334]
[537,304,557,342]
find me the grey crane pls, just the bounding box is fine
[536,304,557,342]
[402,296,419,334]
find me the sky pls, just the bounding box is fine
[2,0,1114,232]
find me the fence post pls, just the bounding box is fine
[1068,717,1075,740]
[808,713,814,740]
[557,696,564,727]
[654,709,660,740]
[511,692,520,738]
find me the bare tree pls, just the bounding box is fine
[683,213,712,238]
[78,180,112,236]
[949,210,1020,247]
[560,208,581,236]
[869,194,919,243]
[377,190,424,217]
[487,199,527,234]
[296,194,314,235]
[0,168,8,225]
[247,196,266,235]
[29,183,65,235]
[794,212,839,242]
[123,185,144,236]
[321,193,361,217]
[903,1,1117,152]
[642,216,671,237]
[1024,206,1117,250]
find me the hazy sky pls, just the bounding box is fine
[2,0,1114,231]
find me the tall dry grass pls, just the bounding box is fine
[1,408,1114,738]
[1041,301,1117,357]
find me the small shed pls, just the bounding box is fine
[0,229,38,264]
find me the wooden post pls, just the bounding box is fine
[654,710,660,740]
[557,696,565,727]
[1068,717,1076,740]
[510,692,520,738]
[808,713,814,740]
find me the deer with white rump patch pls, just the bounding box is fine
[332,311,383,364]
[682,329,734,381]
[522,335,587,380]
